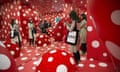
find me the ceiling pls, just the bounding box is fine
[0,0,13,5]
[0,0,87,14]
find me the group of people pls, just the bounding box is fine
[28,19,52,46]
[10,18,36,47]
[10,10,87,65]
[65,10,87,65]
[10,18,52,47]
[38,20,52,34]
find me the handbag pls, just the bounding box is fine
[66,30,78,45]
[10,30,14,38]
[66,21,79,45]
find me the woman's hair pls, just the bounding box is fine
[29,18,33,23]
[11,19,15,27]
[69,10,80,22]
[81,13,87,20]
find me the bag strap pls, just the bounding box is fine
[73,21,77,31]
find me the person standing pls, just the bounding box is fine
[79,13,87,54]
[28,19,34,46]
[65,10,81,64]
[39,20,46,33]
[10,19,16,39]
[10,19,21,48]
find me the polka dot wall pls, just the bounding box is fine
[0,0,21,41]
[0,0,120,72]
[88,0,120,71]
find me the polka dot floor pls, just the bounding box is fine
[15,42,115,72]
[0,0,120,72]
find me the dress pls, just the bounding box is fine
[80,19,87,44]
[65,20,80,52]
[28,22,34,39]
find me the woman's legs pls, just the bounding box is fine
[81,43,87,54]
[71,46,80,65]
[68,35,81,65]
[31,38,34,45]
[17,34,21,48]
[29,39,32,46]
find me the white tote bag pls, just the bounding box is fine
[11,30,14,38]
[66,30,78,45]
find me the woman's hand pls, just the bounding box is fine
[77,23,80,30]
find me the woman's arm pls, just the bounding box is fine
[80,20,87,29]
[65,20,75,31]
[28,23,34,29]
[10,24,15,30]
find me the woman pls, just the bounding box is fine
[10,19,21,48]
[65,10,80,64]
[28,19,34,46]
[79,13,87,54]
[10,19,15,39]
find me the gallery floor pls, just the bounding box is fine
[15,42,115,72]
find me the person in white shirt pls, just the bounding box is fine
[10,19,21,48]
[28,19,34,46]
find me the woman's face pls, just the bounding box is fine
[80,16,83,20]
[30,20,32,22]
